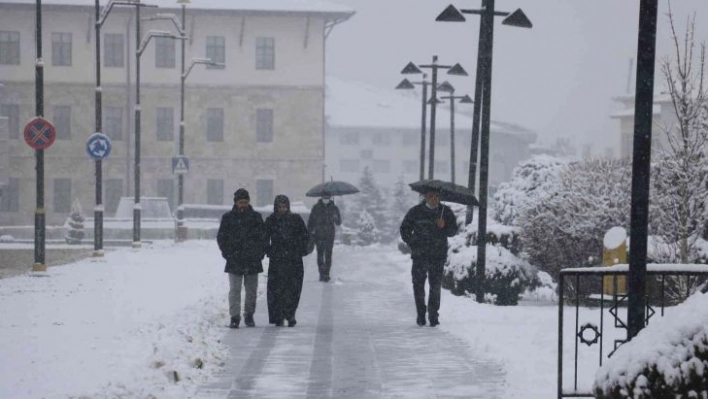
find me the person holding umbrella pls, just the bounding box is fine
[399,187,459,327]
[264,195,311,327]
[307,193,342,282]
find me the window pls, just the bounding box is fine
[105,178,123,216]
[53,178,71,213]
[104,33,124,67]
[403,160,418,174]
[360,149,373,160]
[372,160,390,173]
[340,131,359,145]
[155,37,175,68]
[372,133,391,145]
[435,161,449,174]
[402,133,417,146]
[206,36,225,69]
[0,104,19,139]
[51,32,72,66]
[256,179,273,207]
[157,179,175,212]
[206,179,223,205]
[340,160,359,173]
[255,37,275,70]
[256,108,273,143]
[53,106,71,140]
[206,108,223,142]
[0,31,20,65]
[156,107,174,141]
[103,107,123,140]
[0,178,19,212]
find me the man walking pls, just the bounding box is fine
[307,194,341,282]
[399,189,458,327]
[217,188,266,329]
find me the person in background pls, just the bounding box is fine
[307,194,341,282]
[265,195,311,327]
[399,188,458,327]
[217,188,266,329]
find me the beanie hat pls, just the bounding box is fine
[234,188,250,202]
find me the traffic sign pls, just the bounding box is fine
[24,117,56,150]
[172,156,189,174]
[86,132,112,160]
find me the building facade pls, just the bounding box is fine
[611,93,676,159]
[0,0,353,226]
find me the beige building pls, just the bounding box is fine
[611,93,676,159]
[0,0,353,226]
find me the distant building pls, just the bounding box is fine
[0,0,354,226]
[611,93,676,159]
[324,77,537,191]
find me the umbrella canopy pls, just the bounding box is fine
[409,179,479,206]
[306,180,360,197]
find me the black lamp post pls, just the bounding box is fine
[437,1,531,303]
[95,0,141,257]
[395,74,429,181]
[32,0,45,272]
[401,56,468,180]
[133,28,185,247]
[438,81,473,184]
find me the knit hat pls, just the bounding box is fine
[234,188,250,202]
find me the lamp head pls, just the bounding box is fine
[460,94,474,104]
[395,79,416,90]
[447,63,468,76]
[502,9,532,28]
[437,81,455,93]
[401,62,423,74]
[436,4,466,22]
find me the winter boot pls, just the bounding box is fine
[244,313,255,327]
[429,315,440,327]
[287,318,297,327]
[229,316,240,329]
[416,314,426,327]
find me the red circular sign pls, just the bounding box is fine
[24,117,56,150]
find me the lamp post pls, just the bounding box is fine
[32,0,45,272]
[438,81,473,184]
[401,56,468,180]
[395,74,429,181]
[437,1,531,303]
[133,28,185,247]
[95,0,141,257]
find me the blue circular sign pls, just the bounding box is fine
[86,132,112,160]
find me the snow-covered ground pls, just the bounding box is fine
[0,240,641,398]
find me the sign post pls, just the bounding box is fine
[86,132,112,256]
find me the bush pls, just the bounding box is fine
[65,199,85,245]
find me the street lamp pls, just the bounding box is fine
[94,0,142,257]
[400,56,468,180]
[437,1,531,303]
[133,27,186,248]
[395,74,429,181]
[437,81,473,184]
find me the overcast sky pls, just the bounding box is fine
[325,0,708,155]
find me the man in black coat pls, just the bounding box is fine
[399,188,458,327]
[265,195,311,327]
[307,194,341,282]
[217,188,266,329]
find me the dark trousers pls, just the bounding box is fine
[267,260,304,323]
[315,236,335,278]
[411,259,444,320]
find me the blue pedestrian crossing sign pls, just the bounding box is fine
[172,156,189,174]
[86,132,112,160]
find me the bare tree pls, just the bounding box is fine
[653,5,708,263]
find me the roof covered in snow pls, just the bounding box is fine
[0,0,355,16]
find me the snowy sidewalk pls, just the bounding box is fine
[201,246,505,398]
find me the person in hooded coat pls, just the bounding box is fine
[217,188,266,329]
[307,194,341,282]
[265,195,311,327]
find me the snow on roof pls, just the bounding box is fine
[0,0,355,15]
[610,104,662,118]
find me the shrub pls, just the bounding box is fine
[65,199,85,245]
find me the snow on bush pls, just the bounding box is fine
[593,288,708,399]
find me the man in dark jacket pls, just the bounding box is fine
[265,195,311,327]
[217,188,266,329]
[399,189,458,327]
[307,194,341,282]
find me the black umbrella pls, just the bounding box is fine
[409,179,479,206]
[306,180,360,197]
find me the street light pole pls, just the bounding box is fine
[395,75,429,181]
[177,0,187,241]
[32,0,46,272]
[437,1,531,303]
[439,82,473,185]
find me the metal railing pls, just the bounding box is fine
[557,264,708,399]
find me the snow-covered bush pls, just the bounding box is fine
[0,234,15,243]
[443,222,540,306]
[593,287,708,399]
[354,209,381,246]
[65,199,85,245]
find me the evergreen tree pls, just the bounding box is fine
[354,166,387,242]
[388,174,417,240]
[355,209,381,246]
[65,199,85,245]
